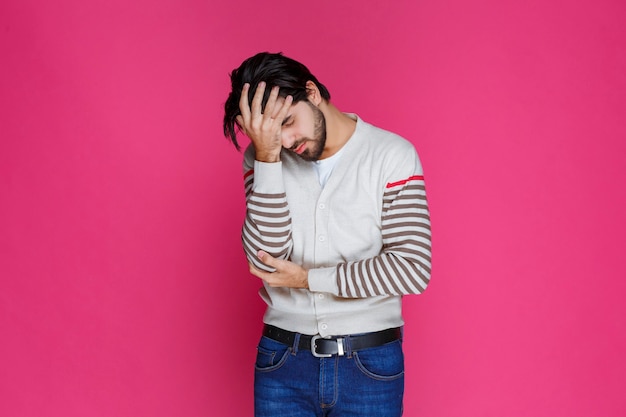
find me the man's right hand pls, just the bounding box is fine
[236,82,293,163]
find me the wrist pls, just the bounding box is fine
[255,149,281,163]
[302,269,309,289]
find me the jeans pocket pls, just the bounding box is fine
[255,336,291,372]
[353,340,404,381]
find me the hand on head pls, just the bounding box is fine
[236,82,293,163]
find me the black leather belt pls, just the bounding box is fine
[263,324,402,358]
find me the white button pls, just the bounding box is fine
[318,293,325,299]
[321,323,328,330]
[318,235,326,242]
[319,203,326,209]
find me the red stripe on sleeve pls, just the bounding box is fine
[386,175,424,188]
[244,169,254,180]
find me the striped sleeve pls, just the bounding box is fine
[335,174,432,298]
[241,163,293,272]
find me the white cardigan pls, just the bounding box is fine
[242,115,431,337]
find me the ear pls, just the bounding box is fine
[305,80,322,106]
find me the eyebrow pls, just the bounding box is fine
[281,115,293,126]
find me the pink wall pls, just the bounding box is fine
[1,0,625,415]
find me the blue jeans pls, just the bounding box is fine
[254,332,404,417]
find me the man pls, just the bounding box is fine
[223,52,432,417]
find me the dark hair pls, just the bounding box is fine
[223,52,331,150]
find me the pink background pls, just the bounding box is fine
[1,0,625,416]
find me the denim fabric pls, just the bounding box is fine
[254,334,404,417]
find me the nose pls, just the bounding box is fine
[281,131,296,149]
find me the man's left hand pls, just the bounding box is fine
[249,251,309,289]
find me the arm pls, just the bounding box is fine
[238,82,295,272]
[312,148,431,297]
[332,173,431,297]
[241,157,294,273]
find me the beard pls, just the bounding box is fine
[291,103,327,162]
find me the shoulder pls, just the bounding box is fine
[356,117,418,159]
[354,117,424,177]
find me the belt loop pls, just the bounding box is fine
[292,332,301,355]
[344,335,353,358]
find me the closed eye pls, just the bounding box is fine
[282,115,294,127]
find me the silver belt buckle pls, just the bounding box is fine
[311,335,332,358]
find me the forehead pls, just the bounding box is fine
[269,97,311,120]
[283,99,311,117]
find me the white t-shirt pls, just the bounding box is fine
[313,146,346,188]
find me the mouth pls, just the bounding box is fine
[294,142,307,155]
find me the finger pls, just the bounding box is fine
[248,262,262,277]
[249,261,271,280]
[275,95,293,124]
[263,86,280,121]
[270,96,286,119]
[257,250,275,268]
[238,83,251,123]
[235,115,244,129]
[250,81,266,116]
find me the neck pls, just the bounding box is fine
[318,102,357,160]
